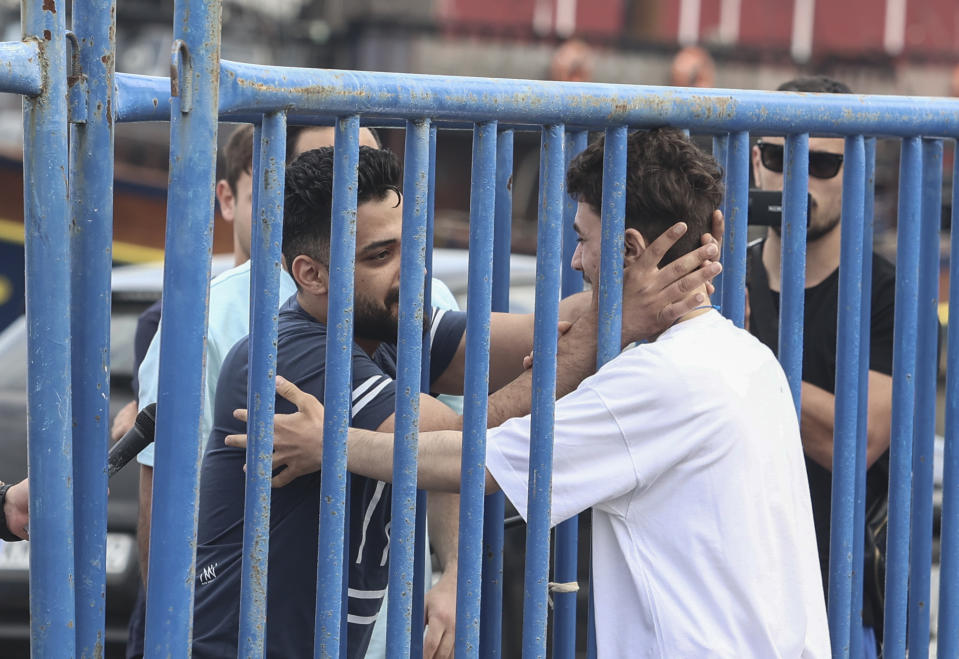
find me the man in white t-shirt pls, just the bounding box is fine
[228,128,829,656]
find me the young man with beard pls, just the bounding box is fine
[197,141,725,657]
[190,145,469,658]
[748,77,895,657]
[230,128,831,656]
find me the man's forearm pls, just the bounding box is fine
[799,382,836,470]
[800,371,892,471]
[427,492,460,575]
[486,306,598,428]
[347,428,483,493]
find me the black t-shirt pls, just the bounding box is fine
[746,239,896,629]
[191,297,466,658]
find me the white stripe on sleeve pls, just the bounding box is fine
[352,375,384,402]
[352,378,392,417]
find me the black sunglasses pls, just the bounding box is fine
[757,142,844,179]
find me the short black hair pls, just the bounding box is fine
[283,145,401,277]
[566,127,724,267]
[777,76,852,94]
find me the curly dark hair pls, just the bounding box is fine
[566,127,724,267]
[283,145,401,277]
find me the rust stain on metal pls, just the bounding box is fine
[43,30,52,41]
[42,0,56,12]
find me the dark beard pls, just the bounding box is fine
[353,287,435,344]
[805,213,841,242]
[771,201,840,243]
[354,291,399,344]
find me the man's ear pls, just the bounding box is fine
[216,180,235,224]
[291,255,329,296]
[623,227,647,266]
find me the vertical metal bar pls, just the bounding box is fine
[69,0,116,653]
[849,137,877,659]
[907,137,943,657]
[412,123,439,658]
[937,139,959,659]
[711,133,730,307]
[455,120,498,658]
[385,118,431,656]
[561,130,588,297]
[144,0,220,653]
[827,134,866,658]
[313,115,360,659]
[551,129,588,659]
[583,125,628,659]
[521,123,565,659]
[480,127,514,659]
[597,126,627,364]
[22,0,75,654]
[721,131,749,327]
[778,133,808,414]
[883,136,923,655]
[238,111,287,657]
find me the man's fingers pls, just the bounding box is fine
[657,262,723,321]
[657,240,719,289]
[640,221,688,269]
[233,408,248,423]
[423,624,441,659]
[666,261,722,301]
[224,433,248,449]
[710,209,725,250]
[271,467,296,488]
[435,628,454,659]
[274,375,310,410]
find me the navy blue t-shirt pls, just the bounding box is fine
[192,296,466,658]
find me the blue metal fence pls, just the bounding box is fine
[3,1,959,657]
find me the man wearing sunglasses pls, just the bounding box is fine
[748,76,895,659]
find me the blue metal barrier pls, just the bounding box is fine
[456,120,497,657]
[828,135,867,655]
[315,115,361,658]
[940,143,959,659]
[849,137,877,659]
[909,137,943,657]
[69,0,116,654]
[779,133,809,412]
[522,123,565,659]
[143,0,220,654]
[19,1,74,655]
[238,111,287,656]
[478,127,514,659]
[886,137,923,656]
[386,118,430,658]
[5,1,959,656]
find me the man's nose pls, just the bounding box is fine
[571,243,583,271]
